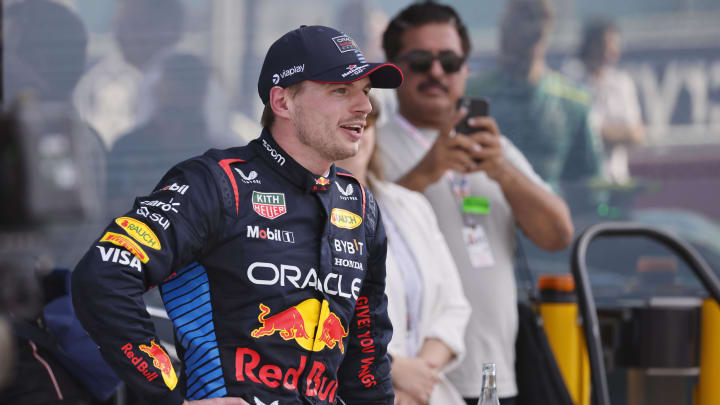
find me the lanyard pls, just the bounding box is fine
[394,114,471,201]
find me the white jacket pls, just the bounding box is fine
[373,179,471,405]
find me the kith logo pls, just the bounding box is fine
[335,182,358,200]
[235,168,261,184]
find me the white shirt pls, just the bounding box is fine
[377,112,551,398]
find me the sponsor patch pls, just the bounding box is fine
[138,340,178,390]
[274,64,305,84]
[330,208,362,229]
[262,139,286,166]
[100,232,149,263]
[333,238,364,255]
[334,257,363,270]
[335,182,358,200]
[246,262,361,300]
[96,246,143,272]
[332,35,359,53]
[254,397,279,405]
[252,191,287,220]
[121,343,160,384]
[136,206,170,230]
[140,198,180,213]
[250,298,348,354]
[340,64,370,79]
[235,168,261,184]
[115,217,161,250]
[160,183,189,195]
[236,347,338,401]
[247,225,294,243]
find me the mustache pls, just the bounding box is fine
[418,79,449,93]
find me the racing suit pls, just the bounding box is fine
[72,129,394,405]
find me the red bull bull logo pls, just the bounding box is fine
[251,299,348,353]
[138,340,178,390]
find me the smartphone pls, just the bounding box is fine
[455,97,489,135]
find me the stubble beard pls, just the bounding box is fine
[293,104,358,163]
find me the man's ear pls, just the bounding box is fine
[269,86,292,120]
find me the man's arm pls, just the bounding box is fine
[396,109,483,193]
[471,116,574,251]
[336,193,394,404]
[72,160,224,405]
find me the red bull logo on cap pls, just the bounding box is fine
[251,299,348,353]
[139,340,178,390]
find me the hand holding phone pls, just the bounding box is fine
[455,97,489,135]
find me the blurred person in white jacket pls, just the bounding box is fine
[338,98,471,405]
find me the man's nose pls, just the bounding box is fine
[428,58,445,78]
[354,94,372,115]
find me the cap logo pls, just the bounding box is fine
[273,64,305,85]
[332,35,359,53]
[341,64,370,79]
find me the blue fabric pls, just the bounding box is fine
[161,263,226,400]
[44,270,121,401]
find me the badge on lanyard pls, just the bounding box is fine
[462,224,496,269]
[460,196,495,268]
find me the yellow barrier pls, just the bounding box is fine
[538,275,590,405]
[696,298,720,405]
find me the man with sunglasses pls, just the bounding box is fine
[376,3,574,405]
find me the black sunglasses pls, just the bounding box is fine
[397,50,466,74]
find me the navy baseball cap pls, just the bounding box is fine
[258,25,403,104]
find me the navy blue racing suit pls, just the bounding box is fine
[72,129,394,405]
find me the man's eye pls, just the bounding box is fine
[334,87,347,95]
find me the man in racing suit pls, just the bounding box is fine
[72,25,403,405]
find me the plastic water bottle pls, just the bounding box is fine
[478,363,500,405]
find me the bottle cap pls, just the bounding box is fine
[482,363,496,375]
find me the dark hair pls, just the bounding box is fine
[579,18,619,66]
[260,82,306,128]
[499,0,554,70]
[382,2,471,62]
[5,0,88,101]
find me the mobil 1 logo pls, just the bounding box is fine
[247,225,295,244]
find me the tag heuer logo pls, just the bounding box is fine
[330,208,362,229]
[252,191,287,219]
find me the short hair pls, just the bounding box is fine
[579,18,619,65]
[499,0,554,65]
[5,0,88,101]
[382,2,471,62]
[260,82,306,129]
